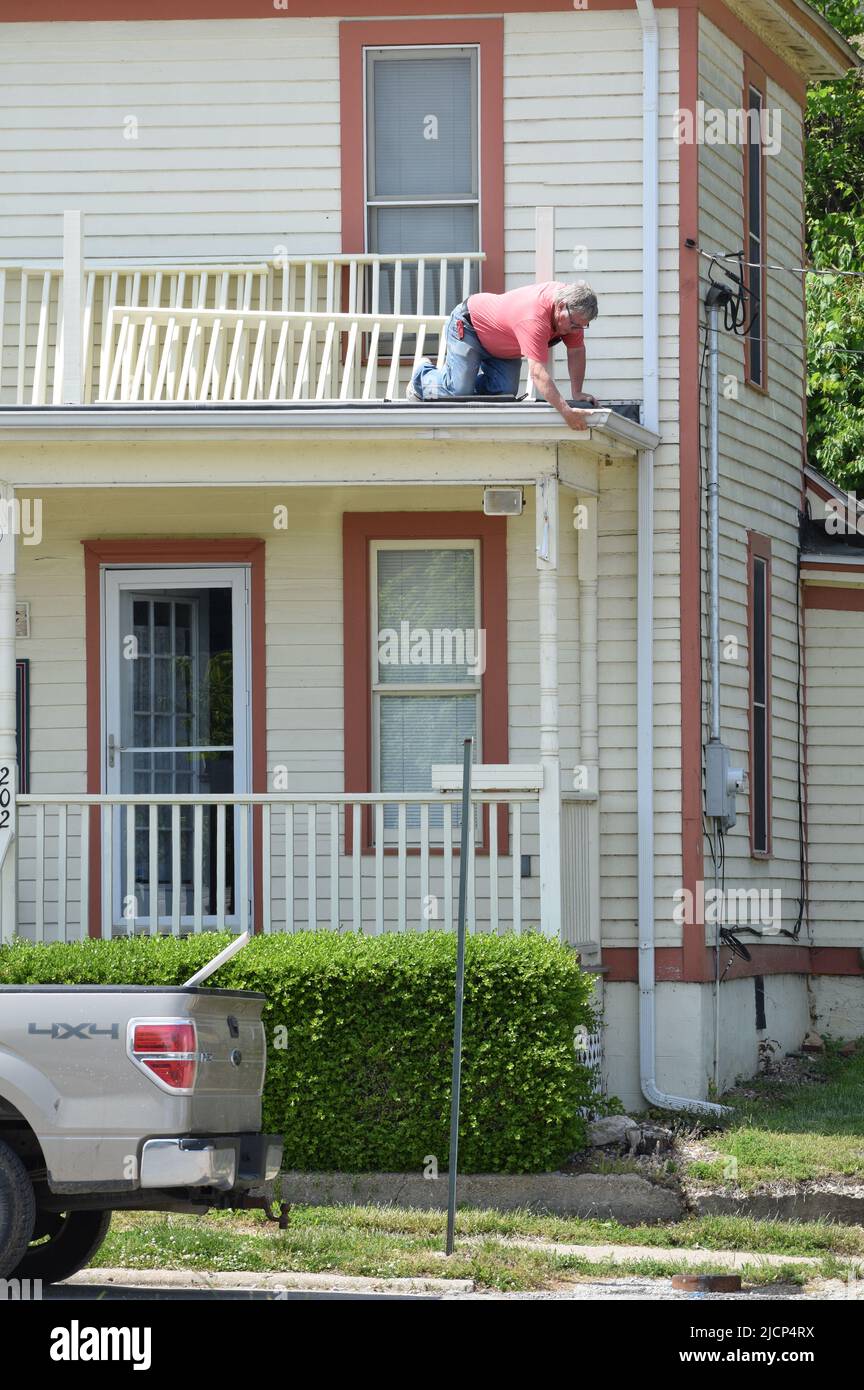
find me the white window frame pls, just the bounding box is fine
[370,539,482,840]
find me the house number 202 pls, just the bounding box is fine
[0,765,12,828]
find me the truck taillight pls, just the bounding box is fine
[129,1021,197,1092]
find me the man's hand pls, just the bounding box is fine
[529,358,593,431]
[564,405,591,431]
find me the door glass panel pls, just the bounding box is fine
[117,586,236,925]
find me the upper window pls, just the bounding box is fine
[744,68,767,389]
[365,47,481,313]
[340,20,504,295]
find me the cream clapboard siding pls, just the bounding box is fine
[502,8,680,404]
[805,602,864,945]
[12,473,639,938]
[0,20,342,262]
[698,16,806,934]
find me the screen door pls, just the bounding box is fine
[103,567,250,932]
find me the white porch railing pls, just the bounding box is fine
[100,306,447,405]
[14,791,540,941]
[0,250,484,406]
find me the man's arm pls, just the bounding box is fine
[566,345,597,406]
[528,358,591,430]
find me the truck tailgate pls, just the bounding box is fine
[185,990,266,1120]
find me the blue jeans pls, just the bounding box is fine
[411,303,523,399]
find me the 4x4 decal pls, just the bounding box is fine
[28,1022,120,1040]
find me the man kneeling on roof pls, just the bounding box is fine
[407,280,599,431]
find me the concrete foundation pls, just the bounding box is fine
[602,974,811,1112]
[810,975,864,1039]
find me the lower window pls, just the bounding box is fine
[372,541,481,831]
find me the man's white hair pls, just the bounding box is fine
[556,281,599,322]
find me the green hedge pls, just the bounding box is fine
[0,932,598,1173]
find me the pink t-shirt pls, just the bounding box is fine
[466,282,585,361]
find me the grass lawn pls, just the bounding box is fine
[681,1041,864,1188]
[93,1205,864,1293]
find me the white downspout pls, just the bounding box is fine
[635,0,725,1115]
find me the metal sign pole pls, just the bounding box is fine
[446,736,473,1257]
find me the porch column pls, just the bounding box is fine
[576,493,602,959]
[536,473,562,938]
[0,484,17,943]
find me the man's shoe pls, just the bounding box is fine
[406,358,433,401]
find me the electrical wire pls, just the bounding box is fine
[697,320,864,363]
[698,247,864,280]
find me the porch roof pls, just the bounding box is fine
[0,402,660,472]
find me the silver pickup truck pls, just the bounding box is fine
[0,938,282,1283]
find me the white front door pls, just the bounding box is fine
[103,566,251,931]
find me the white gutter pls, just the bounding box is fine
[635,0,725,1117]
[0,404,659,454]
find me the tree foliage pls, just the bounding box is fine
[805,2,864,487]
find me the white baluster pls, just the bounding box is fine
[103,803,112,944]
[307,803,317,929]
[397,802,406,933]
[352,803,362,932]
[263,803,271,933]
[512,802,522,935]
[172,803,181,934]
[330,804,339,931]
[284,804,294,933]
[489,803,499,935]
[16,271,28,405]
[385,323,403,399]
[239,804,249,933]
[193,803,203,932]
[374,803,384,936]
[467,798,476,934]
[443,803,453,932]
[419,803,429,932]
[216,803,226,928]
[35,803,45,942]
[340,321,359,400]
[57,804,67,940]
[126,804,136,929]
[32,271,51,405]
[81,272,95,403]
[149,803,159,932]
[79,805,89,940]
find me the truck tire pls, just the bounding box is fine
[10,1209,112,1285]
[0,1139,36,1278]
